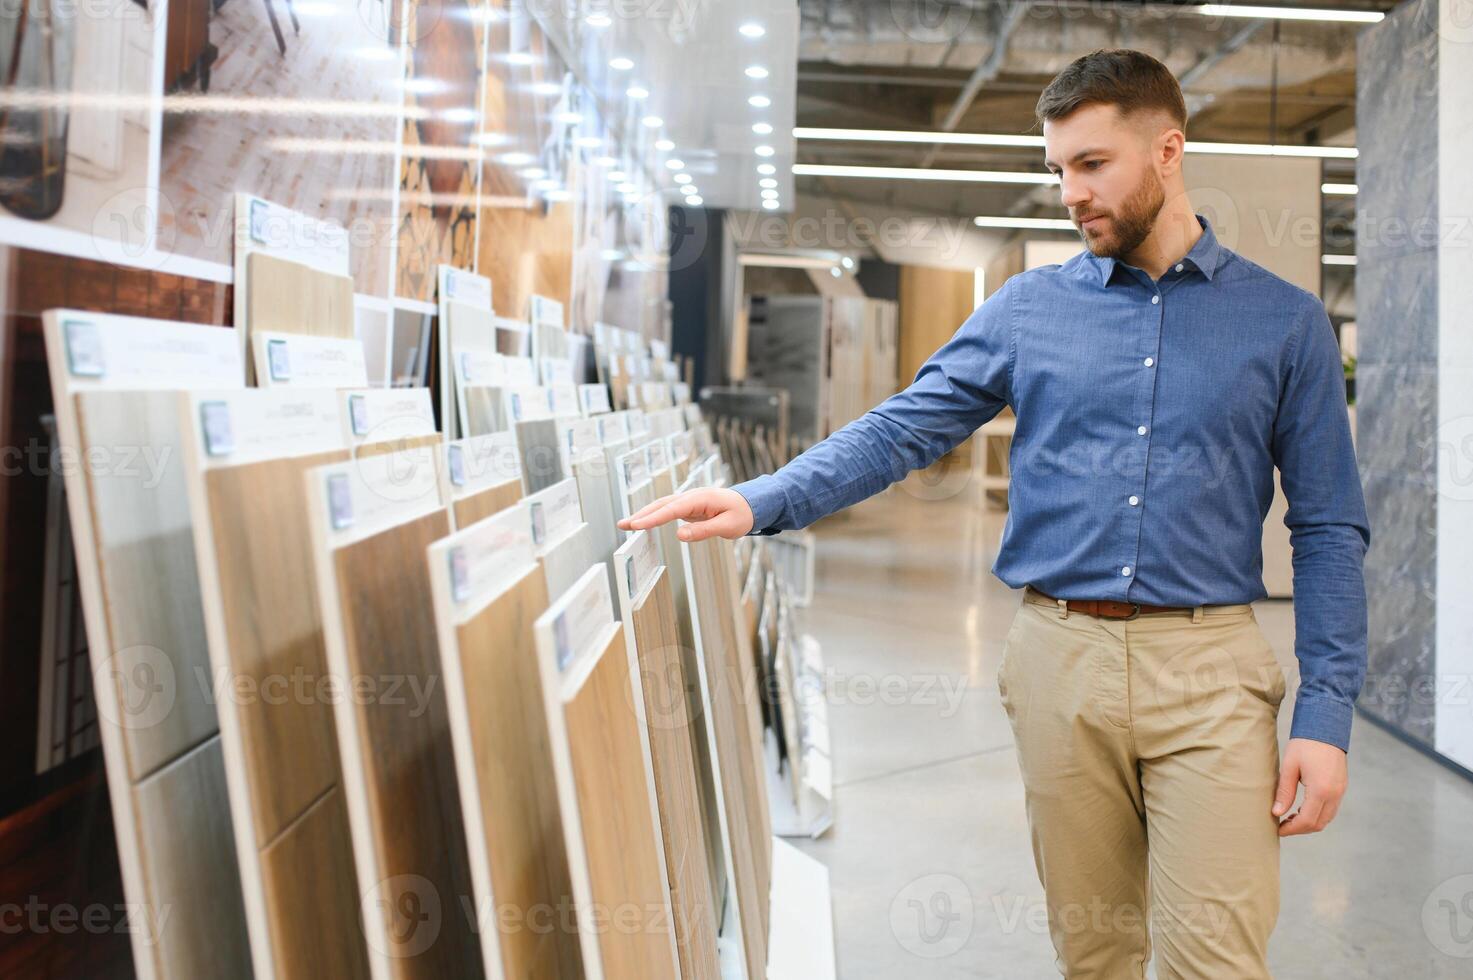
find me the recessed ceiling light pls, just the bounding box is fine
[745,65,769,80]
[686,195,704,206]
[673,173,692,184]
[642,115,663,128]
[520,166,547,179]
[757,163,776,175]
[759,178,778,188]
[499,151,534,166]
[830,266,842,278]
[475,132,509,146]
[608,170,627,182]
[618,182,638,193]
[553,110,582,125]
[544,189,571,201]
[655,138,675,152]
[442,107,478,123]
[525,82,561,97]
[762,199,780,210]
[752,122,772,135]
[574,136,602,149]
[684,186,699,196]
[739,22,765,38]
[595,155,618,167]
[505,52,536,66]
[404,78,443,95]
[761,189,779,200]
[755,145,775,157]
[841,256,855,269]
[600,248,624,261]
[532,178,558,191]
[586,12,612,27]
[748,95,771,108]
[626,85,650,100]
[610,57,634,71]
[665,158,685,170]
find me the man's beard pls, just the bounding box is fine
[1074,169,1166,259]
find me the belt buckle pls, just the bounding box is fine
[1106,601,1141,621]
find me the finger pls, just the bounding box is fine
[618,493,679,529]
[1272,757,1299,817]
[1279,792,1326,837]
[623,498,691,531]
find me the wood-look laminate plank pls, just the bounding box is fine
[246,252,355,340]
[76,391,219,781]
[627,569,721,980]
[451,478,522,530]
[561,629,680,980]
[327,510,484,978]
[685,536,770,975]
[131,736,253,979]
[257,787,372,980]
[452,570,584,980]
[202,450,351,844]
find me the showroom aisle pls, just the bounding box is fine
[793,478,1473,979]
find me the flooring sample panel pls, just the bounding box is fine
[258,787,372,980]
[463,385,506,437]
[353,431,442,461]
[444,567,583,980]
[537,574,679,980]
[194,447,370,978]
[571,454,621,600]
[321,509,484,978]
[684,536,772,976]
[516,418,565,494]
[246,251,355,340]
[452,478,523,529]
[540,524,599,600]
[132,736,253,978]
[626,569,722,980]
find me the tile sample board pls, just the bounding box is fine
[178,387,369,980]
[516,417,566,495]
[438,432,523,530]
[682,533,774,978]
[570,448,621,600]
[246,251,355,341]
[535,569,680,980]
[527,478,595,599]
[462,384,507,437]
[613,535,722,980]
[41,311,253,980]
[305,452,483,980]
[425,505,585,980]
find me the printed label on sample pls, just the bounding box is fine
[63,320,105,377]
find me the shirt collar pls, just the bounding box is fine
[1095,213,1223,286]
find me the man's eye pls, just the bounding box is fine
[1086,160,1103,170]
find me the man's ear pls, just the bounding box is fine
[1154,122,1186,179]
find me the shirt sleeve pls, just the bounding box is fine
[733,275,1018,535]
[1272,300,1371,753]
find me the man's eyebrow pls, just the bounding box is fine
[1043,147,1109,169]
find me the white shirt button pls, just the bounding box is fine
[1151,295,1160,305]
[1137,425,1148,435]
[1144,357,1154,367]
[1175,263,1184,272]
[1122,566,1133,576]
[1129,495,1139,506]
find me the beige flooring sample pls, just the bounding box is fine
[627,568,722,980]
[246,251,355,340]
[452,569,584,979]
[560,627,680,980]
[452,478,523,529]
[196,447,370,978]
[325,510,484,978]
[463,386,505,437]
[74,390,252,980]
[685,535,771,975]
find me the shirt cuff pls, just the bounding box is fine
[732,474,787,536]
[1289,693,1355,753]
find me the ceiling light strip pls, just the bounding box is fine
[794,127,1358,159]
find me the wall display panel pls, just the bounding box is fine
[394,0,486,303]
[307,452,483,978]
[425,505,584,980]
[0,2,160,264]
[155,0,398,293]
[178,388,369,979]
[535,567,679,980]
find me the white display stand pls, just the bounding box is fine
[765,837,837,980]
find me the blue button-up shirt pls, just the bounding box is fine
[734,215,1370,752]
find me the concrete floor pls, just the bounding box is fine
[788,480,1473,979]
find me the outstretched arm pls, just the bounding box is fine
[620,276,1020,540]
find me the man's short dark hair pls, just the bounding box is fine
[1035,49,1187,131]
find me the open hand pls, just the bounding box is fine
[617,487,755,542]
[1273,737,1348,836]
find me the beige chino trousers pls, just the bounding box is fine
[997,586,1288,979]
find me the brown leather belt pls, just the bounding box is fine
[1026,586,1194,621]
